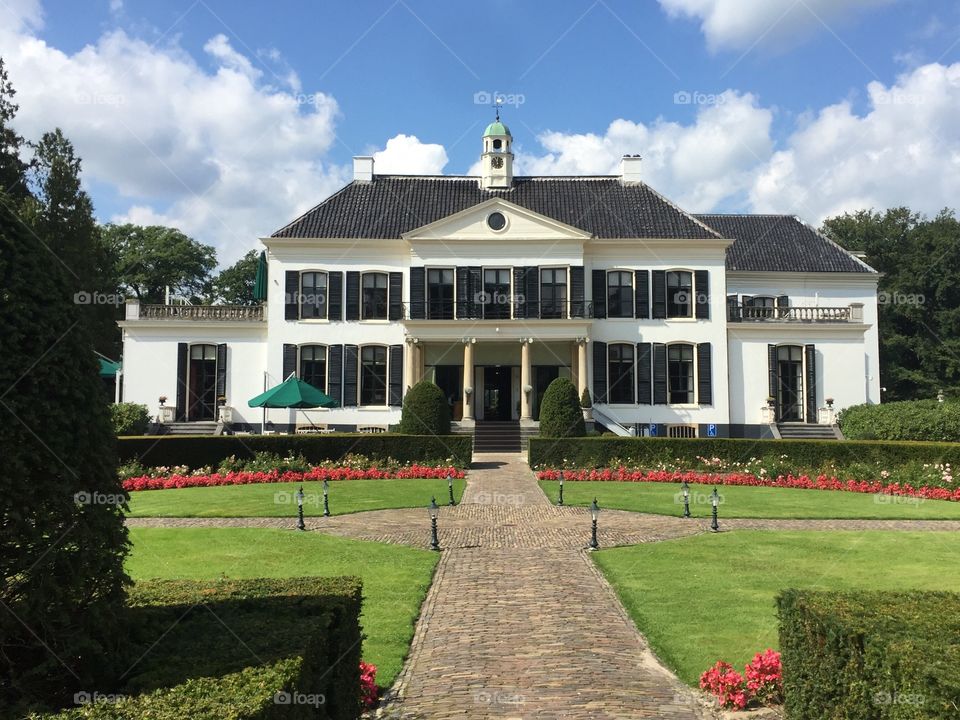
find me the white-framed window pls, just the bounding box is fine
[361,272,388,320]
[483,267,512,319]
[539,267,568,319]
[299,345,327,391]
[667,342,695,404]
[666,271,693,318]
[607,270,633,318]
[360,345,388,405]
[426,268,454,319]
[300,271,328,319]
[608,343,636,404]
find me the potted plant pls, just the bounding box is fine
[580,387,593,421]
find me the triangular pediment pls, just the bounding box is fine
[402,197,593,242]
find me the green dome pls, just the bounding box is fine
[483,120,511,137]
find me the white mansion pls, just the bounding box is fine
[119,119,880,445]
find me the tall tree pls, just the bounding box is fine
[26,129,119,357]
[101,223,216,304]
[0,57,29,203]
[212,249,259,305]
[0,190,130,712]
[823,207,960,401]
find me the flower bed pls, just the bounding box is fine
[535,467,960,502]
[124,465,466,492]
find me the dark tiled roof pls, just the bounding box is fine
[272,176,722,240]
[695,214,876,274]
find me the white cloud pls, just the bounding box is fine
[372,134,448,175]
[749,62,960,221]
[658,0,892,51]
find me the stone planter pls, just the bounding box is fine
[582,407,593,422]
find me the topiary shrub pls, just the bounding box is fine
[539,377,585,438]
[580,388,592,409]
[110,402,151,436]
[838,399,960,442]
[397,381,450,436]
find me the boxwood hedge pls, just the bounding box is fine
[32,577,364,720]
[777,589,960,719]
[527,436,960,470]
[118,433,472,469]
[839,399,960,442]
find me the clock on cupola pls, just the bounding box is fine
[480,111,514,190]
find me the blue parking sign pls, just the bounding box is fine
[649,423,658,437]
[707,423,718,437]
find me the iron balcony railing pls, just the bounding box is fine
[727,304,852,323]
[402,300,594,321]
[140,304,265,321]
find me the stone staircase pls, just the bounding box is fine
[474,420,522,453]
[777,422,842,440]
[159,421,221,436]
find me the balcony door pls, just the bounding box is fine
[188,344,218,420]
[482,366,512,421]
[776,345,804,421]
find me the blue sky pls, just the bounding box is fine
[3,0,960,261]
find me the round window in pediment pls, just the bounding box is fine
[487,212,507,231]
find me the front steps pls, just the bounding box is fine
[474,421,522,453]
[777,423,842,440]
[159,421,220,436]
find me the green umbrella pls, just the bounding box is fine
[248,374,338,409]
[253,250,268,302]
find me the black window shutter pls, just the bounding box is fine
[216,343,227,400]
[653,343,667,405]
[634,270,649,319]
[455,266,469,319]
[328,271,343,321]
[282,343,297,380]
[343,345,359,407]
[591,269,606,319]
[284,271,299,320]
[697,343,712,405]
[592,341,607,403]
[525,266,540,319]
[327,345,343,406]
[652,271,667,319]
[570,265,585,317]
[636,342,652,405]
[695,270,709,319]
[768,344,778,420]
[389,271,403,321]
[409,267,425,319]
[727,294,740,322]
[388,345,403,406]
[175,342,188,421]
[513,267,527,318]
[805,344,817,424]
[468,267,482,319]
[345,271,360,321]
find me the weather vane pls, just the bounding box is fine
[494,95,503,121]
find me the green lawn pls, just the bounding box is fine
[127,478,465,517]
[594,531,960,685]
[538,480,960,519]
[127,528,437,686]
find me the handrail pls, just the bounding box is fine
[140,304,265,321]
[727,304,852,323]
[590,405,633,437]
[403,300,594,320]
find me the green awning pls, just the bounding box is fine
[248,375,338,409]
[253,250,268,302]
[99,358,121,378]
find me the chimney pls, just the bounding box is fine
[619,155,642,185]
[353,156,374,183]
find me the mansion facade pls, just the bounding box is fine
[119,119,880,442]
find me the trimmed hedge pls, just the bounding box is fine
[777,589,960,719]
[109,402,151,436]
[839,399,960,442]
[539,378,585,438]
[397,381,451,436]
[528,436,960,470]
[118,433,472,469]
[33,577,364,720]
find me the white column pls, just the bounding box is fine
[462,340,474,420]
[520,339,532,420]
[577,340,588,398]
[403,341,415,393]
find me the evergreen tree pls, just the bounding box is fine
[0,191,129,713]
[0,58,29,203]
[398,381,451,436]
[538,377,585,438]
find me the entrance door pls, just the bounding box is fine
[533,366,560,421]
[188,344,217,420]
[434,365,463,421]
[482,366,512,420]
[776,345,804,421]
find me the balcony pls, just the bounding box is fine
[403,300,594,321]
[133,303,265,321]
[728,303,862,323]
